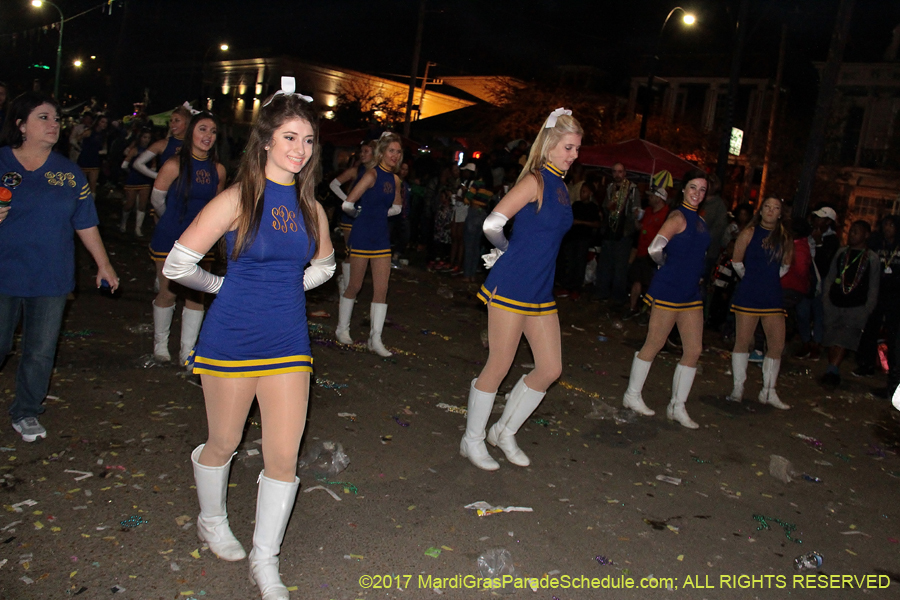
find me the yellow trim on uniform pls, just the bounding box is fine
[730,305,787,317]
[350,247,391,258]
[266,177,294,187]
[545,163,564,178]
[477,285,558,316]
[193,365,313,378]
[644,293,703,312]
[681,201,698,212]
[194,354,312,368]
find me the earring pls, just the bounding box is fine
[264,146,269,150]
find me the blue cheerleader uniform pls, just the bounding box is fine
[644,202,710,311]
[77,130,104,171]
[339,163,367,234]
[124,144,153,190]
[348,164,396,259]
[149,154,218,261]
[477,164,573,316]
[192,179,316,377]
[158,136,184,168]
[731,225,784,316]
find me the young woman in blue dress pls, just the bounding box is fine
[335,132,404,357]
[328,140,376,294]
[163,78,334,600]
[149,113,226,367]
[728,196,793,409]
[460,108,582,470]
[622,168,710,429]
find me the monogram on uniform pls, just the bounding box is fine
[45,171,76,187]
[271,205,298,233]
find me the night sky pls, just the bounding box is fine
[2,0,899,104]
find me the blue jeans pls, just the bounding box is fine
[463,206,488,278]
[0,294,68,422]
[596,237,632,302]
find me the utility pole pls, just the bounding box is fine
[715,0,750,186]
[403,0,426,138]
[759,24,787,200]
[793,0,855,219]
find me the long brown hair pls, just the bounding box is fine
[747,196,793,265]
[230,94,321,259]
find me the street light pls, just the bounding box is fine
[73,59,82,68]
[639,6,696,140]
[200,42,229,108]
[31,0,64,99]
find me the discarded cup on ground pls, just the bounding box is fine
[477,548,515,580]
[793,551,823,571]
[297,440,350,477]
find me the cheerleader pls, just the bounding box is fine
[460,108,581,471]
[149,112,226,367]
[622,168,710,429]
[132,103,192,182]
[163,78,334,600]
[119,128,154,235]
[728,197,793,409]
[335,132,403,357]
[328,140,376,294]
[76,114,108,196]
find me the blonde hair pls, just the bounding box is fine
[373,132,403,174]
[517,113,583,210]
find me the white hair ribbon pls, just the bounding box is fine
[182,101,200,116]
[263,76,313,107]
[379,131,394,139]
[545,107,572,128]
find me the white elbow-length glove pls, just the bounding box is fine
[329,178,348,201]
[387,204,402,217]
[303,251,336,291]
[151,187,167,217]
[341,201,360,217]
[648,234,669,266]
[732,261,746,278]
[481,212,509,269]
[132,150,159,180]
[779,264,790,278]
[163,241,223,294]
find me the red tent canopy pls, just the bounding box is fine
[578,139,696,180]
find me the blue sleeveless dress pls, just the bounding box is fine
[158,136,183,168]
[124,143,153,190]
[149,155,218,261]
[339,163,367,233]
[477,164,573,316]
[193,179,316,377]
[731,225,785,315]
[348,164,396,259]
[644,202,711,311]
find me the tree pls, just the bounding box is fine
[333,79,407,130]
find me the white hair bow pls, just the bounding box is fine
[545,107,572,128]
[263,76,313,107]
[182,101,200,116]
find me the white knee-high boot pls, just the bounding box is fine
[249,472,300,600]
[622,352,655,416]
[191,445,246,561]
[153,302,175,362]
[180,307,205,368]
[119,209,132,233]
[667,364,699,429]
[759,357,790,409]
[459,379,499,471]
[134,209,146,236]
[486,375,545,467]
[729,352,749,402]
[337,262,351,296]
[368,302,392,357]
[335,296,355,345]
